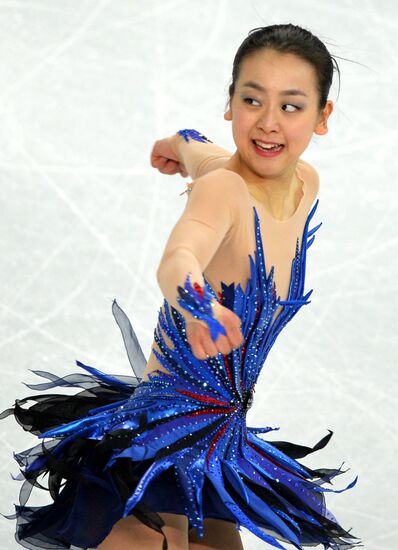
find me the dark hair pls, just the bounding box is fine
[227,24,340,111]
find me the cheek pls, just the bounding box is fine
[232,111,253,137]
[287,118,314,141]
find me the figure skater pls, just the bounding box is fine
[1,24,362,550]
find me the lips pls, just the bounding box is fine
[252,139,285,157]
[253,139,284,150]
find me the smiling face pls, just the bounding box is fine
[224,48,333,183]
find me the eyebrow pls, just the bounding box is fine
[241,80,308,97]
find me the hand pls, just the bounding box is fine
[185,302,244,360]
[150,136,188,177]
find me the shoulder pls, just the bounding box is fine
[297,158,320,196]
[185,167,248,203]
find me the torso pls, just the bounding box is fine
[142,159,319,381]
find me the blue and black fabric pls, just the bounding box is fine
[1,200,362,549]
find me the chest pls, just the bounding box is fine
[203,204,306,303]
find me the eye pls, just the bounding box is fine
[282,104,301,112]
[243,97,261,106]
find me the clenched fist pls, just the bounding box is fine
[185,302,244,360]
[150,136,188,177]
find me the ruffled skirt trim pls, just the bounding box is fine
[1,301,362,550]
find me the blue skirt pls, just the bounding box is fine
[1,301,362,550]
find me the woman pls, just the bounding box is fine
[2,24,361,550]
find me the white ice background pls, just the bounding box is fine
[0,1,397,549]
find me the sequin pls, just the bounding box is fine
[177,276,226,341]
[177,128,213,144]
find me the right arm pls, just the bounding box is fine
[156,169,243,359]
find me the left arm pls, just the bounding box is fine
[150,132,232,182]
[168,132,232,179]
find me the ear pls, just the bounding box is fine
[224,109,232,121]
[314,100,333,136]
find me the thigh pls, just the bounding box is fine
[95,512,189,550]
[189,518,244,550]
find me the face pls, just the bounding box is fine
[224,49,333,182]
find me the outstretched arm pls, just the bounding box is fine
[156,169,243,358]
[150,131,232,181]
[157,169,233,311]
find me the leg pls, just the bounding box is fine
[95,512,189,550]
[189,518,244,550]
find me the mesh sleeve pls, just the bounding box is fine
[156,169,241,321]
[171,133,232,179]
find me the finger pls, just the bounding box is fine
[186,321,210,360]
[152,156,168,170]
[149,146,161,164]
[189,324,225,359]
[227,324,244,348]
[163,159,180,174]
[191,339,208,361]
[222,316,244,348]
[214,333,233,356]
[153,157,178,174]
[160,160,180,175]
[202,337,219,358]
[179,165,188,177]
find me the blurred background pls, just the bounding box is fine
[0,1,396,548]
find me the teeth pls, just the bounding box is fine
[254,140,282,151]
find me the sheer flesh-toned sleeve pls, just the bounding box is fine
[156,169,241,321]
[169,133,232,179]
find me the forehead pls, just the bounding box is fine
[237,49,317,92]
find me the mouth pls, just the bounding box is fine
[252,139,285,156]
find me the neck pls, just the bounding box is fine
[223,151,303,220]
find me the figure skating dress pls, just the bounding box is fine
[1,138,362,550]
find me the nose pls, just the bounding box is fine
[256,105,281,134]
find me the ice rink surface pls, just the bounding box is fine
[0,1,396,548]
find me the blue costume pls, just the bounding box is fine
[1,132,362,550]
